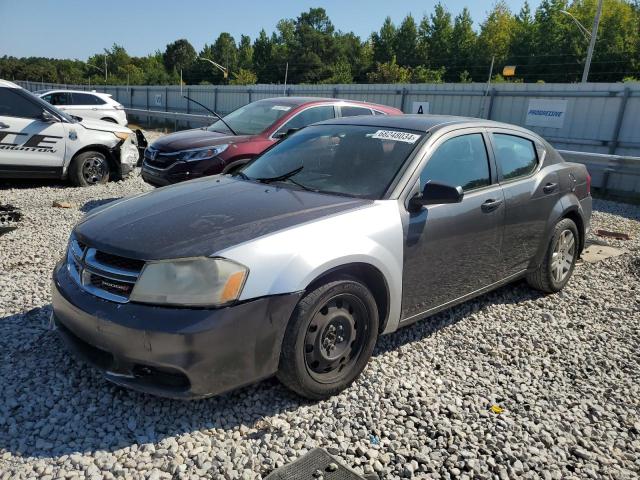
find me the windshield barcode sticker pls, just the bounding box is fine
[370,130,421,143]
[272,105,292,111]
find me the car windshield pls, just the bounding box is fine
[206,100,293,135]
[241,124,424,199]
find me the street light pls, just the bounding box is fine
[198,57,228,79]
[560,0,604,83]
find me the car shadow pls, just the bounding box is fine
[0,281,544,459]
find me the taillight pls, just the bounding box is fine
[586,171,591,195]
[114,104,124,110]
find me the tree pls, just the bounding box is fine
[367,56,411,83]
[451,8,477,80]
[237,35,253,70]
[212,32,238,80]
[509,2,536,80]
[426,4,453,68]
[252,30,273,83]
[395,15,419,67]
[477,1,516,66]
[163,39,196,74]
[372,17,396,64]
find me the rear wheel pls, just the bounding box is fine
[69,151,110,187]
[277,278,379,399]
[527,218,579,293]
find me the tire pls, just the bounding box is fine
[69,151,110,187]
[277,277,379,400]
[527,218,579,293]
[100,117,117,123]
[222,159,250,174]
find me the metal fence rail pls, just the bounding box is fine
[18,80,640,157]
[15,80,640,197]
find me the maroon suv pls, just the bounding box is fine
[141,97,402,186]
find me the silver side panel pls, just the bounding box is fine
[217,201,405,334]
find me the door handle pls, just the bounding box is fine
[0,122,9,129]
[92,108,98,110]
[543,182,558,194]
[481,198,503,212]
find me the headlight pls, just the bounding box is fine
[177,145,229,162]
[129,257,248,307]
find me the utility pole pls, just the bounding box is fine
[582,0,603,83]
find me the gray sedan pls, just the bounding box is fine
[51,114,591,400]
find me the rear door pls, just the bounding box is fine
[0,87,66,177]
[401,129,505,321]
[488,130,560,275]
[68,92,102,121]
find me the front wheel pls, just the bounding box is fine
[69,151,110,187]
[277,278,379,400]
[527,218,579,293]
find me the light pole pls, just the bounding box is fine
[198,57,228,79]
[85,63,104,87]
[560,0,603,83]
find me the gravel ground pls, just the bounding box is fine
[1,172,639,480]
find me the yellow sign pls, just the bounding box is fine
[503,65,516,77]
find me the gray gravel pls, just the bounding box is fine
[1,172,639,480]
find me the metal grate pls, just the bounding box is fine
[66,237,143,303]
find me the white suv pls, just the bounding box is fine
[38,90,128,125]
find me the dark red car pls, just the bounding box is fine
[141,97,402,186]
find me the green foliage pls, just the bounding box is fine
[230,68,257,85]
[367,56,411,83]
[2,1,639,86]
[412,66,446,83]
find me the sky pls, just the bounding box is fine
[0,0,541,60]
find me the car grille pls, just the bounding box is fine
[66,238,143,303]
[144,147,179,169]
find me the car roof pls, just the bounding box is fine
[0,79,21,89]
[315,113,538,135]
[254,96,398,111]
[38,89,111,97]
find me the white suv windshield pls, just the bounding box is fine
[206,101,293,135]
[241,124,424,199]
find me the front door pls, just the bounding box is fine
[401,131,505,321]
[0,87,66,177]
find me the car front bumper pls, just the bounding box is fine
[52,261,302,399]
[141,156,226,186]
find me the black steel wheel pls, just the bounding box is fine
[69,151,110,187]
[278,277,379,400]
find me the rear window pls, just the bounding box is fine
[341,106,373,117]
[72,93,106,105]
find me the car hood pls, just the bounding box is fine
[80,117,131,134]
[74,176,371,260]
[151,128,257,152]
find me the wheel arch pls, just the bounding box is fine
[303,262,391,335]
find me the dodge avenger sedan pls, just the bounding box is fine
[141,97,401,186]
[52,115,592,400]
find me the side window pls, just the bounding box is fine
[373,110,387,115]
[420,133,491,192]
[341,106,373,117]
[72,93,102,105]
[493,134,538,180]
[0,88,44,119]
[277,105,335,134]
[44,92,70,106]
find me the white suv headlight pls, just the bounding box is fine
[130,257,248,307]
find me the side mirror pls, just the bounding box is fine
[409,181,464,210]
[274,128,300,140]
[41,110,58,122]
